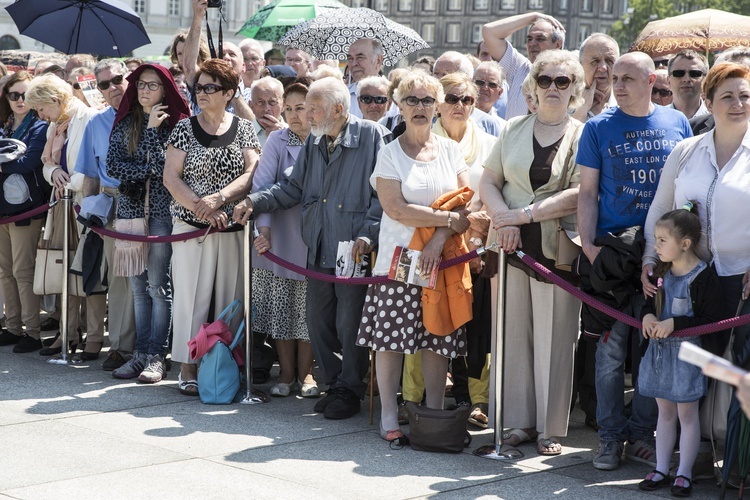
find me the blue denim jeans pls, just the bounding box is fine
[131,217,173,356]
[595,294,657,442]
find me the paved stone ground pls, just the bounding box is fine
[0,341,728,499]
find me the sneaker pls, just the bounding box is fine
[138,354,167,384]
[12,335,42,353]
[593,440,624,470]
[40,317,60,331]
[324,387,361,420]
[625,438,657,467]
[112,351,147,379]
[102,351,127,371]
[314,388,340,413]
[0,329,20,346]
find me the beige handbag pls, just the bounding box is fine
[112,175,150,277]
[33,201,86,297]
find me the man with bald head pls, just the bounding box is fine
[346,38,384,118]
[577,52,692,471]
[250,76,286,147]
[239,38,266,87]
[573,33,619,122]
[482,12,565,118]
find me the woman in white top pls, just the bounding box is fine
[642,62,750,357]
[355,71,471,443]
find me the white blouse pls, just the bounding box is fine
[644,128,750,277]
[370,135,468,276]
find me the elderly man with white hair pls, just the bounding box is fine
[356,75,391,122]
[346,38,384,118]
[250,76,286,147]
[285,49,312,78]
[473,61,506,118]
[239,38,266,88]
[433,51,504,136]
[234,77,391,420]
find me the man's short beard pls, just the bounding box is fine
[311,112,336,136]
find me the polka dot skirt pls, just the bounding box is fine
[356,282,467,358]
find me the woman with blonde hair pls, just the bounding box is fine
[25,74,104,358]
[479,49,585,455]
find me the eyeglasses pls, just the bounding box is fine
[474,79,499,90]
[651,87,673,97]
[445,93,476,106]
[670,69,704,79]
[359,95,388,105]
[285,57,305,64]
[403,96,436,107]
[244,57,262,64]
[6,92,24,102]
[194,83,225,95]
[536,75,572,90]
[136,80,163,91]
[96,74,124,90]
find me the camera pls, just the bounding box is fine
[118,180,147,201]
[207,0,222,7]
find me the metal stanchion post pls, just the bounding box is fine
[474,250,521,460]
[241,220,269,404]
[49,189,72,365]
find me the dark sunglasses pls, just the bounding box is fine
[96,74,125,90]
[359,95,388,105]
[445,93,476,106]
[6,92,25,102]
[670,69,704,79]
[651,87,673,97]
[404,96,436,107]
[536,75,572,90]
[194,83,225,95]
[474,79,499,90]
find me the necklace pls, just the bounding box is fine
[536,117,568,126]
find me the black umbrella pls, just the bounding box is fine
[6,0,151,57]
[721,332,750,499]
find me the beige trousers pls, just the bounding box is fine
[0,219,42,339]
[170,220,243,364]
[502,265,580,438]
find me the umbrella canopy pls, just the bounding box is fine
[237,0,348,42]
[6,0,151,57]
[278,7,429,66]
[630,9,750,58]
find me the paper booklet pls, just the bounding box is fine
[336,240,371,278]
[388,246,439,289]
[76,74,106,109]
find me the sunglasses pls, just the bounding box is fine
[652,87,673,97]
[96,74,124,90]
[359,95,388,105]
[670,69,704,79]
[194,83,225,95]
[70,82,81,90]
[474,79,499,90]
[536,75,572,90]
[403,96,436,107]
[445,93,476,106]
[136,80,163,91]
[6,92,24,102]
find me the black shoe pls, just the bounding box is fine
[639,470,671,491]
[42,333,60,347]
[314,388,340,413]
[324,388,361,420]
[0,329,21,346]
[12,335,42,353]
[671,476,693,497]
[40,317,59,331]
[102,351,127,371]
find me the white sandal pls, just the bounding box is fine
[178,373,199,396]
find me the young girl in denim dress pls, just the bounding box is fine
[638,202,723,497]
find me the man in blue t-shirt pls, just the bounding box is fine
[577,52,692,472]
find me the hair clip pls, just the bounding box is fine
[682,201,694,211]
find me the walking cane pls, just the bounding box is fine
[49,189,73,366]
[240,220,269,404]
[474,249,522,459]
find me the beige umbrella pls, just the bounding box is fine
[630,8,750,58]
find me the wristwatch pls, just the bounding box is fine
[219,190,227,203]
[469,237,483,247]
[234,89,241,100]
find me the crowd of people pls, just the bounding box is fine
[3,2,750,495]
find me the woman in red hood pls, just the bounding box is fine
[106,64,189,384]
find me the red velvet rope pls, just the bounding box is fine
[0,202,52,225]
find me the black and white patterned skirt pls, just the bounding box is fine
[356,282,466,358]
[252,268,309,341]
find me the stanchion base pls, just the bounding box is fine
[473,443,524,460]
[46,356,81,365]
[240,388,270,404]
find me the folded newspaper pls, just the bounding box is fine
[335,240,371,278]
[388,246,439,289]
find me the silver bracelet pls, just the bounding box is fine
[523,205,534,223]
[447,212,452,229]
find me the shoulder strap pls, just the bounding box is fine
[556,121,584,192]
[676,137,702,177]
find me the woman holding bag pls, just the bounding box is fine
[106,64,189,383]
[25,74,103,359]
[479,50,585,456]
[0,71,49,353]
